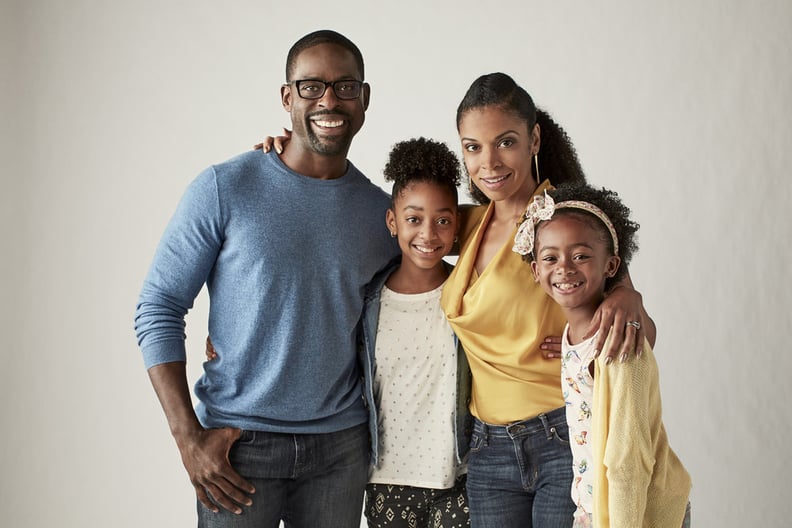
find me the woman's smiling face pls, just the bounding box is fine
[458,105,540,203]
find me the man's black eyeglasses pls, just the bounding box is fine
[288,79,363,100]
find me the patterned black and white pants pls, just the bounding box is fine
[364,475,469,528]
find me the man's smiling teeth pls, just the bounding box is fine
[314,119,344,128]
[554,281,582,290]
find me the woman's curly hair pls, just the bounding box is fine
[530,182,640,290]
[456,72,586,204]
[384,137,461,204]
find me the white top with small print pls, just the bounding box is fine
[369,284,463,489]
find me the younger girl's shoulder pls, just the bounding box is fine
[594,336,658,387]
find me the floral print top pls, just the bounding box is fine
[562,326,598,527]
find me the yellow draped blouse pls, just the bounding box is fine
[440,181,567,424]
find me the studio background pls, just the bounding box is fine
[2,1,789,526]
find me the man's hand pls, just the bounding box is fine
[147,362,255,514]
[174,427,255,514]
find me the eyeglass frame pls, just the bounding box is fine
[285,79,365,100]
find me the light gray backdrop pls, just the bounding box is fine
[2,1,790,526]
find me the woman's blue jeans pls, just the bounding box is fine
[197,423,369,528]
[466,407,575,527]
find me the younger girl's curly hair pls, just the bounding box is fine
[528,182,640,290]
[384,137,461,204]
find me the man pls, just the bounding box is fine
[134,30,399,527]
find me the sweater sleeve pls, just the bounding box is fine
[134,167,223,369]
[593,338,655,528]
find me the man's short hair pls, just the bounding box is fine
[286,29,365,81]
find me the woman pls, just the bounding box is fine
[441,72,654,527]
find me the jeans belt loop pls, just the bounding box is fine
[538,412,553,440]
[476,418,490,444]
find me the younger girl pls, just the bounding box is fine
[359,137,471,527]
[518,182,691,527]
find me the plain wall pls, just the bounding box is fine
[3,1,791,526]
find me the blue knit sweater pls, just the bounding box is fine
[135,150,399,433]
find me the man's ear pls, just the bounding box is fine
[361,82,371,111]
[281,84,292,111]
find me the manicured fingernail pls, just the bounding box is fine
[605,356,612,365]
[620,353,628,363]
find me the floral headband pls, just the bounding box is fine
[512,191,619,256]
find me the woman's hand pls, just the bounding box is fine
[253,128,292,153]
[588,283,656,364]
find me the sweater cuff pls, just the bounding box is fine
[142,339,187,369]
